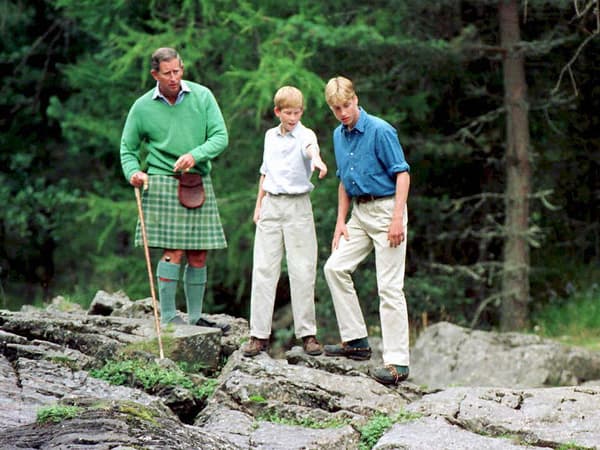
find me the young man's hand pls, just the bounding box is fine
[331,222,349,251]
[387,215,405,247]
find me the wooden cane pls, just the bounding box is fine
[135,186,165,359]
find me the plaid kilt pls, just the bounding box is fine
[135,174,227,250]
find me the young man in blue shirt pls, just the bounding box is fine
[322,76,411,386]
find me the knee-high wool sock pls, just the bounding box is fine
[184,265,207,325]
[156,261,180,324]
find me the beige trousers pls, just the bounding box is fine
[324,197,410,366]
[249,193,318,339]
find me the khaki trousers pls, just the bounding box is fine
[250,193,318,339]
[324,197,410,366]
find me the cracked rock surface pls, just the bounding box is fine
[1,293,600,449]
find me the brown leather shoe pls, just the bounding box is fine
[242,337,269,357]
[302,335,323,356]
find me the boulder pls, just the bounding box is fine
[410,321,600,389]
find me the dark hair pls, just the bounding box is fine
[151,48,183,71]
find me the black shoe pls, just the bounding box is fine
[195,317,231,334]
[323,339,372,361]
[371,365,409,385]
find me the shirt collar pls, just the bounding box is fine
[277,121,303,137]
[342,107,366,134]
[152,80,191,104]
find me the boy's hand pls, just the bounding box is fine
[253,206,261,224]
[312,158,328,179]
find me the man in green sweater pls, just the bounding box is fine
[120,47,228,327]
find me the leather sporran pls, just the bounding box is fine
[177,173,205,209]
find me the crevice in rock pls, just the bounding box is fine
[8,355,23,389]
[514,392,524,410]
[167,398,206,424]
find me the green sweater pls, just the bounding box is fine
[120,81,228,181]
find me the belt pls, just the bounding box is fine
[268,192,309,197]
[354,194,394,204]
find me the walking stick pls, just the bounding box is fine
[134,186,165,359]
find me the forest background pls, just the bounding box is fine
[1,0,598,349]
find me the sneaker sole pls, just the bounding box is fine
[373,376,399,385]
[323,350,371,361]
[372,372,409,385]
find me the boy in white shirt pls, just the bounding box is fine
[242,86,328,357]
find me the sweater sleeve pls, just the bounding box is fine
[188,90,228,163]
[120,103,143,182]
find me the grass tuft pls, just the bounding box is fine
[358,410,422,450]
[37,405,82,424]
[89,359,218,400]
[532,283,600,350]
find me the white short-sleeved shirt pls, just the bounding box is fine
[260,121,319,195]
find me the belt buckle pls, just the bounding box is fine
[356,194,375,204]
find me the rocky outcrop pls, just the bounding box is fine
[0,292,599,449]
[410,321,600,389]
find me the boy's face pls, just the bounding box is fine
[275,106,303,133]
[329,95,359,129]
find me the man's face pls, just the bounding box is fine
[329,95,359,129]
[151,58,184,99]
[275,106,303,133]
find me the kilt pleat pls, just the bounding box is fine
[135,174,227,250]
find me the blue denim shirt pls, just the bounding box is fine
[333,108,410,197]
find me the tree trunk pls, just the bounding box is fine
[499,0,531,331]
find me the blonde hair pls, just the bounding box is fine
[324,76,356,106]
[273,86,304,110]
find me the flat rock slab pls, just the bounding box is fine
[406,386,600,449]
[0,309,223,371]
[374,415,553,450]
[198,394,362,450]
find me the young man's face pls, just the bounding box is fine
[329,95,359,129]
[275,106,303,133]
[151,58,184,100]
